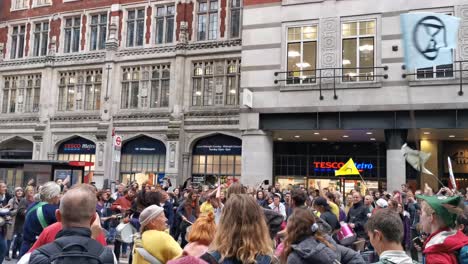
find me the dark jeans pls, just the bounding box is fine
[410,228,419,261]
[11,233,22,258]
[113,240,128,260]
[19,240,33,259]
[0,234,7,264]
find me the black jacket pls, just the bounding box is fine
[346,201,368,238]
[29,227,116,264]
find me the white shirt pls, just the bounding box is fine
[269,202,287,220]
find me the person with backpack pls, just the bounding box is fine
[28,184,117,264]
[417,194,468,264]
[19,182,61,257]
[365,208,416,264]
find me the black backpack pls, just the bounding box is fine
[33,235,114,264]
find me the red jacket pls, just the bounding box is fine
[423,227,468,264]
[28,222,106,253]
[111,195,133,212]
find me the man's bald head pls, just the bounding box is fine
[59,184,97,227]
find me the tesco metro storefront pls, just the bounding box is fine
[273,141,417,194]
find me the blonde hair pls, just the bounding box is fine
[188,211,216,246]
[210,194,273,263]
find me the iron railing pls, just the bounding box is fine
[274,66,389,100]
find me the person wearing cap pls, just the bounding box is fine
[133,205,182,264]
[269,193,286,220]
[314,197,340,232]
[417,194,468,263]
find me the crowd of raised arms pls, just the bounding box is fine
[0,179,465,264]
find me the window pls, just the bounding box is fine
[58,70,102,111]
[126,9,145,47]
[197,1,218,41]
[64,17,81,53]
[2,75,41,114]
[90,14,107,51]
[192,155,241,183]
[342,20,376,82]
[34,0,51,7]
[230,0,241,38]
[286,26,317,84]
[192,59,241,106]
[121,65,171,109]
[10,25,26,59]
[33,22,49,57]
[155,5,175,44]
[12,0,28,10]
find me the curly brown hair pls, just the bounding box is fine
[281,208,334,263]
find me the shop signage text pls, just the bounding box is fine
[313,161,374,172]
[195,145,241,153]
[63,143,95,152]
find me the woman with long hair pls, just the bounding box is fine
[176,191,200,247]
[282,208,365,264]
[6,187,24,260]
[201,194,276,264]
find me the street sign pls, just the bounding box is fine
[114,135,122,150]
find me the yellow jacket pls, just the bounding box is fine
[132,230,182,264]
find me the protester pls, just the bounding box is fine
[281,208,365,264]
[200,194,276,264]
[256,190,267,207]
[346,192,368,239]
[132,205,182,263]
[176,191,200,247]
[20,181,61,257]
[28,184,116,264]
[183,211,216,257]
[111,187,136,260]
[313,196,340,232]
[417,194,468,263]
[366,209,415,264]
[13,186,35,259]
[4,187,23,261]
[269,193,286,220]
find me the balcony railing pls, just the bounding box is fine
[402,60,468,96]
[274,66,388,100]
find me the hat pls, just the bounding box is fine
[416,194,462,227]
[273,193,282,199]
[376,198,388,208]
[14,187,23,192]
[139,205,164,228]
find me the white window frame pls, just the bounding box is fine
[10,0,29,11]
[285,25,318,85]
[340,18,378,83]
[153,4,176,45]
[124,7,147,48]
[31,20,50,57]
[9,24,27,59]
[228,0,242,39]
[57,70,103,112]
[32,0,52,8]
[2,74,42,114]
[61,15,83,54]
[415,10,455,80]
[87,12,109,51]
[196,0,220,41]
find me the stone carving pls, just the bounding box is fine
[169,142,177,168]
[106,21,119,51]
[0,43,4,62]
[98,143,104,167]
[319,17,339,83]
[35,143,41,158]
[179,22,189,44]
[49,36,56,56]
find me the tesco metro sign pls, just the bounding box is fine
[313,161,374,172]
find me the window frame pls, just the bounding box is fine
[285,25,318,85]
[341,19,377,83]
[31,21,50,57]
[228,0,242,39]
[153,4,176,45]
[10,0,29,11]
[62,15,83,54]
[2,74,42,114]
[88,12,109,51]
[9,24,26,59]
[57,70,103,112]
[124,7,147,48]
[191,59,241,107]
[196,0,220,41]
[120,64,171,110]
[32,0,52,8]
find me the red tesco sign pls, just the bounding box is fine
[313,162,346,169]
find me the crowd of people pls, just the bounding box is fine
[0,178,464,263]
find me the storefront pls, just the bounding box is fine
[443,141,468,189]
[56,137,95,184]
[191,134,242,186]
[274,142,386,194]
[119,136,166,186]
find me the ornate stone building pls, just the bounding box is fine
[0,0,243,188]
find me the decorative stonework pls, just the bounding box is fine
[184,120,239,126]
[169,142,177,168]
[319,17,339,82]
[113,112,171,120]
[98,143,105,167]
[179,22,189,45]
[50,115,101,122]
[49,36,57,56]
[0,43,4,62]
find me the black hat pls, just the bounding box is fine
[314,197,330,210]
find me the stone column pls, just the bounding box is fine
[241,130,273,187]
[182,152,191,185]
[385,129,408,192]
[165,140,180,188]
